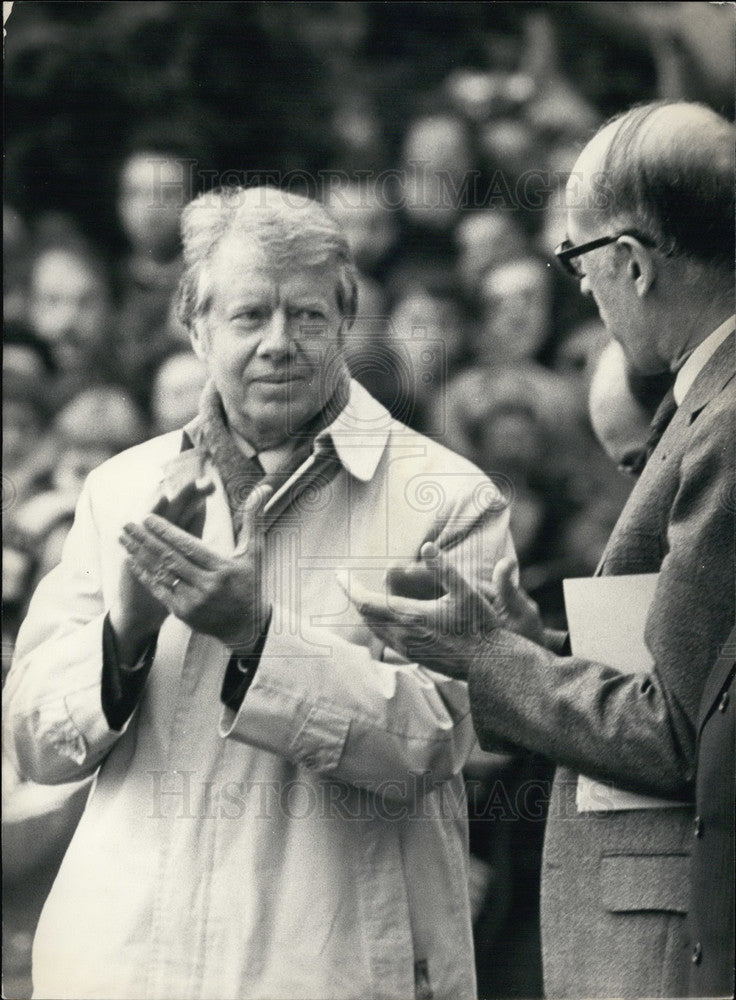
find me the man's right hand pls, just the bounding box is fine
[109,477,213,662]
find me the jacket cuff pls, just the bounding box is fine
[220,610,272,713]
[466,627,533,755]
[219,620,350,773]
[43,615,123,766]
[544,627,571,655]
[101,614,158,731]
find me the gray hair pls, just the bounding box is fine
[176,185,358,331]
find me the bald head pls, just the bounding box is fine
[588,340,651,470]
[569,102,735,268]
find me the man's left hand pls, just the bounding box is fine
[341,541,499,681]
[120,483,273,649]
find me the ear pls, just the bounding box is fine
[188,318,208,362]
[618,235,655,298]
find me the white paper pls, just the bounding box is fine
[563,574,688,813]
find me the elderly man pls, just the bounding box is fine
[349,101,735,998]
[6,187,515,1000]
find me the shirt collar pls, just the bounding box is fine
[228,425,297,475]
[316,379,392,482]
[674,315,735,405]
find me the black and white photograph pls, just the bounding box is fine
[3,3,734,998]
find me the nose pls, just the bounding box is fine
[256,308,294,359]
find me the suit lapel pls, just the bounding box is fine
[594,331,735,577]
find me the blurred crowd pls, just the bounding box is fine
[3,2,733,997]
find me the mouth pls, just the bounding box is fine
[253,372,308,386]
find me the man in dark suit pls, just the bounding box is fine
[688,631,735,998]
[347,101,735,998]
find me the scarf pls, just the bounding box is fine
[195,379,347,537]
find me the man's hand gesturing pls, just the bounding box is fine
[119,482,273,650]
[489,556,545,646]
[341,541,500,681]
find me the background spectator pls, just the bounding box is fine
[27,242,116,406]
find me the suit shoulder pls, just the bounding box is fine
[688,375,735,452]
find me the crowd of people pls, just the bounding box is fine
[3,3,733,998]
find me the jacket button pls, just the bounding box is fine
[693,815,704,838]
[719,690,730,712]
[692,942,703,965]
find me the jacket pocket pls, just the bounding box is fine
[601,853,690,913]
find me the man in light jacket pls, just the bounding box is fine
[6,186,514,1000]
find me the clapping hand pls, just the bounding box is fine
[488,556,545,646]
[342,546,546,681]
[110,477,214,657]
[118,482,273,651]
[341,541,499,681]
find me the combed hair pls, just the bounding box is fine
[176,185,358,330]
[598,101,735,267]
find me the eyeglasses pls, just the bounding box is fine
[554,230,656,278]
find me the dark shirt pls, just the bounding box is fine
[101,612,268,731]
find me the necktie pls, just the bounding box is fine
[229,453,266,538]
[644,386,678,463]
[261,435,342,531]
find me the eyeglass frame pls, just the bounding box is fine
[554,230,657,278]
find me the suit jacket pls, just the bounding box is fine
[468,332,735,998]
[687,632,735,998]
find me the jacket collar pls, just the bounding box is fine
[182,378,391,484]
[680,329,735,424]
[316,379,391,482]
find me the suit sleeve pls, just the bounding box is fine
[5,480,130,784]
[221,503,516,805]
[468,396,735,799]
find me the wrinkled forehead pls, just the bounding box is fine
[213,224,341,273]
[206,234,342,302]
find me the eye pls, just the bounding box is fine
[292,308,326,321]
[233,307,268,327]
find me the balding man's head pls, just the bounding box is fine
[570,102,735,269]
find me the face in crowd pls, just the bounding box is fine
[118,152,189,260]
[478,257,551,364]
[29,248,112,371]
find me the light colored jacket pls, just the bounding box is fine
[8,382,514,1000]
